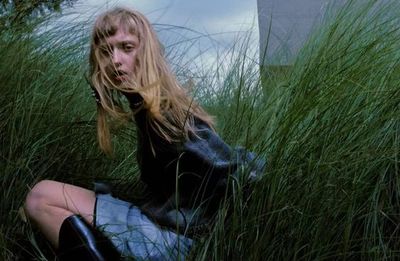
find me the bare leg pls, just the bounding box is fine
[24,180,96,248]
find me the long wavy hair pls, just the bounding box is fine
[89,7,214,154]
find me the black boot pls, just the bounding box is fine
[58,215,120,261]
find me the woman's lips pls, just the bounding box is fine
[113,71,128,82]
[115,75,127,82]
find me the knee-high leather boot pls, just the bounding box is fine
[58,215,120,261]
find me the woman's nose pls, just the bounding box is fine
[112,50,122,66]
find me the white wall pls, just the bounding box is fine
[257,0,345,65]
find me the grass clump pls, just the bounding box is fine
[193,0,400,260]
[0,18,138,259]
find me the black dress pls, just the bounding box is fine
[125,92,265,235]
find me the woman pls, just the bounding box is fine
[24,7,264,260]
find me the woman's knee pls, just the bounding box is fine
[24,180,96,224]
[24,180,60,219]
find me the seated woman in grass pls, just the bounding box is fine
[23,7,264,260]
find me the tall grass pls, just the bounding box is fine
[1,0,399,260]
[0,17,139,260]
[193,0,400,260]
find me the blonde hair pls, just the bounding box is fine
[89,7,214,154]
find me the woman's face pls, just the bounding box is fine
[100,28,140,85]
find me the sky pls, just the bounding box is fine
[61,0,260,72]
[72,0,258,36]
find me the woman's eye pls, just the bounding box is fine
[123,44,135,52]
[100,47,112,56]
